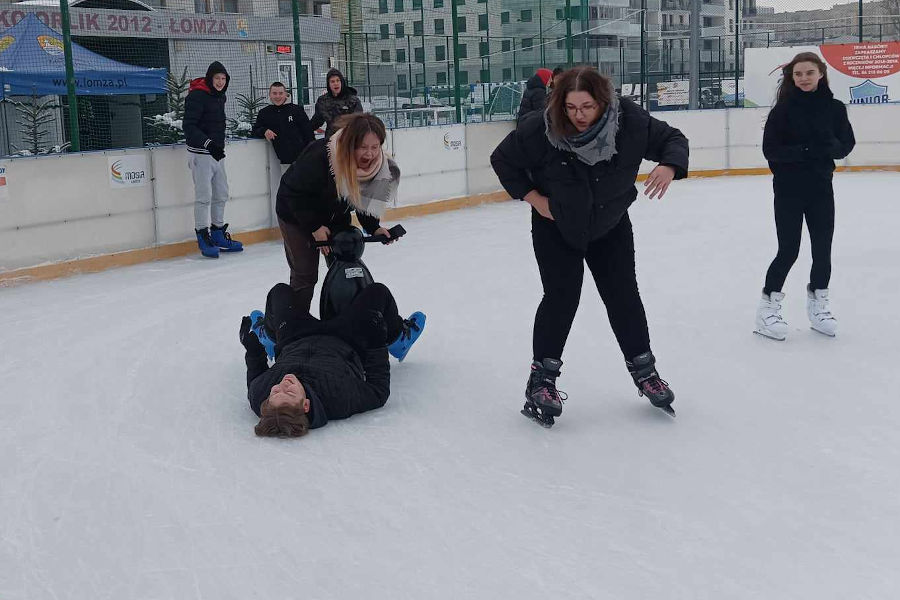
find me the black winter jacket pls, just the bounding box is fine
[183,61,229,154]
[763,86,855,192]
[310,69,364,139]
[245,332,390,428]
[491,98,689,251]
[517,73,548,120]
[251,102,315,164]
[276,139,381,234]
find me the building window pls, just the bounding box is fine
[434,0,443,6]
[480,69,490,82]
[380,24,390,39]
[435,45,446,61]
[414,20,423,35]
[502,67,511,80]
[556,8,563,19]
[521,67,530,79]
[478,14,488,30]
[415,46,425,62]
[520,9,532,22]
[398,74,408,90]
[379,0,388,13]
[454,0,464,5]
[381,49,391,62]
[501,11,509,23]
[479,41,489,56]
[413,0,422,8]
[278,0,292,16]
[457,43,468,58]
[522,37,533,50]
[415,73,425,86]
[395,0,403,12]
[436,72,447,84]
[396,48,407,62]
[501,39,511,52]
[556,39,564,49]
[434,18,444,34]
[703,16,713,26]
[395,22,405,37]
[456,16,466,32]
[458,70,468,84]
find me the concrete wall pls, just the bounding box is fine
[2,103,899,274]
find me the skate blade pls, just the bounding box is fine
[753,328,786,341]
[521,408,554,428]
[654,404,676,418]
[810,326,836,337]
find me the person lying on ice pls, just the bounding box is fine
[239,282,425,438]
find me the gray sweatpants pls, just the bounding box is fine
[188,152,229,230]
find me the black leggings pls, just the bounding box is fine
[764,186,835,294]
[264,282,403,353]
[531,211,651,362]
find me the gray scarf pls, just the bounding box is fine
[355,156,400,218]
[544,88,619,166]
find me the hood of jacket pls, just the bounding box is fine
[193,61,229,96]
[325,68,357,98]
[526,72,548,91]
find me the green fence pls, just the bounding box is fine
[0,0,897,155]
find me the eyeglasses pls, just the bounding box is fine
[565,103,599,116]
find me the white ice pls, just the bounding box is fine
[1,172,899,599]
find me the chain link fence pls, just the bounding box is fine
[0,0,897,154]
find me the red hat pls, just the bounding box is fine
[536,68,553,86]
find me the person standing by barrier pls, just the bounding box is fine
[517,68,553,120]
[183,61,243,258]
[252,81,315,170]
[755,52,855,340]
[309,68,363,140]
[276,113,400,311]
[491,66,689,427]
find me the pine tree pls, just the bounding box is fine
[228,92,267,138]
[145,66,191,145]
[9,91,69,156]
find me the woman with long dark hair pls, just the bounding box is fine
[276,113,400,312]
[755,52,855,340]
[491,66,689,426]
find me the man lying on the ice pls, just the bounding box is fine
[239,282,425,438]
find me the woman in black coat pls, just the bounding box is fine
[755,52,855,341]
[491,66,689,426]
[276,113,400,311]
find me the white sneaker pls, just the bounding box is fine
[755,291,789,341]
[807,286,837,337]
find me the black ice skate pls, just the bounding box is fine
[627,352,676,417]
[522,358,566,428]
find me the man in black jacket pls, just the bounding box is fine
[517,68,552,120]
[183,61,243,258]
[239,282,421,438]
[251,81,315,168]
[310,68,363,139]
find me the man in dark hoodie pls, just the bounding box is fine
[251,81,315,168]
[183,61,243,258]
[309,68,363,140]
[517,68,553,120]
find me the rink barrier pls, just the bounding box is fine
[0,191,510,286]
[2,104,899,285]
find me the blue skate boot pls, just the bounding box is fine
[388,312,425,362]
[249,310,276,359]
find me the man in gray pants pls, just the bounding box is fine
[183,61,243,258]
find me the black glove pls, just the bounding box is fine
[239,316,265,354]
[207,141,226,161]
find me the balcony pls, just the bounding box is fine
[661,22,691,34]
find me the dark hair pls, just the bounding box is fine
[545,66,613,138]
[775,52,830,105]
[255,398,310,438]
[269,81,286,89]
[552,67,564,77]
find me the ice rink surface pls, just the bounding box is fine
[2,172,899,599]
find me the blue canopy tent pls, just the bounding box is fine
[0,13,167,98]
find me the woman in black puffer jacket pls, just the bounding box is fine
[754,52,855,341]
[491,66,689,425]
